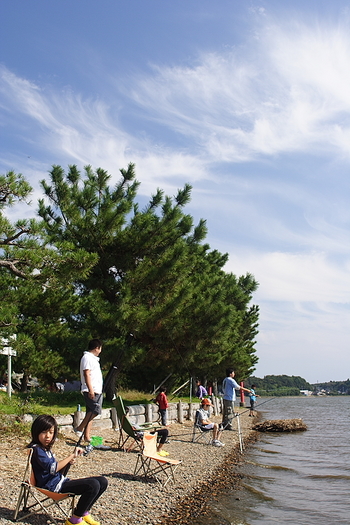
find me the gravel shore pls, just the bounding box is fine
[0,412,257,525]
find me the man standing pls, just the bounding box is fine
[222,368,251,430]
[74,339,103,443]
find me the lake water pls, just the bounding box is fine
[200,396,350,524]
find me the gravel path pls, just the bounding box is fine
[0,412,257,525]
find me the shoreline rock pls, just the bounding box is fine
[253,418,307,432]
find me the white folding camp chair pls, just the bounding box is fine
[134,432,182,487]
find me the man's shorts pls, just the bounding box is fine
[200,423,214,430]
[83,392,102,415]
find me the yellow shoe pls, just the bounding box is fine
[158,450,169,456]
[65,521,83,525]
[83,515,100,525]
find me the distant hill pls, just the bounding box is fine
[246,374,312,396]
[311,379,350,395]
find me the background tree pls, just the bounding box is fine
[0,170,96,388]
[38,163,260,392]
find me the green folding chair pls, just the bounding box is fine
[113,395,160,452]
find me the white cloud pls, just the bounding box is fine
[128,17,350,162]
[226,249,350,303]
[0,65,209,196]
[4,16,350,182]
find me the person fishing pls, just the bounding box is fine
[248,384,260,416]
[222,368,252,430]
[74,339,104,444]
[28,414,108,525]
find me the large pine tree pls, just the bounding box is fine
[37,163,260,391]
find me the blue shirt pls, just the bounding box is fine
[250,388,256,402]
[223,376,240,401]
[31,445,65,492]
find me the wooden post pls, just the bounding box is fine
[212,394,218,416]
[188,402,193,421]
[177,401,183,424]
[145,403,152,423]
[110,407,118,430]
[240,381,245,407]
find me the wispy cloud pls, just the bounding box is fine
[129,17,350,162]
[0,65,207,194]
[4,15,350,177]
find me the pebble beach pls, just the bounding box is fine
[0,412,257,525]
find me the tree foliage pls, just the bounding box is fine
[0,170,96,386]
[1,164,260,392]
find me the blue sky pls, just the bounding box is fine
[1,1,350,384]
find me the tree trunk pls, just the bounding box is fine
[20,373,29,393]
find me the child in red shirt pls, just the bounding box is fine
[155,387,169,426]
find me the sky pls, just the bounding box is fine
[1,0,350,384]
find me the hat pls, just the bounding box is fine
[201,398,212,406]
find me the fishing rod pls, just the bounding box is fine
[214,396,277,433]
[229,396,277,420]
[249,396,276,412]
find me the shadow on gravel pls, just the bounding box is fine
[103,471,159,484]
[0,505,50,524]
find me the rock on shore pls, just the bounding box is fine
[0,412,256,525]
[253,418,307,432]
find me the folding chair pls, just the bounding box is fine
[113,395,160,452]
[191,410,212,444]
[14,449,75,525]
[134,433,182,487]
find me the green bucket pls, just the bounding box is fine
[90,436,103,447]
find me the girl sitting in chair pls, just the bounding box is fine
[28,414,108,525]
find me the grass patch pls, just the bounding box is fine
[0,414,32,437]
[0,391,83,416]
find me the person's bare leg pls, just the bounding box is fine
[76,412,97,441]
[84,417,97,442]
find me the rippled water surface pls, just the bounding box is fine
[201,396,350,524]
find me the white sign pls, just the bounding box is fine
[0,348,17,356]
[1,335,16,346]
